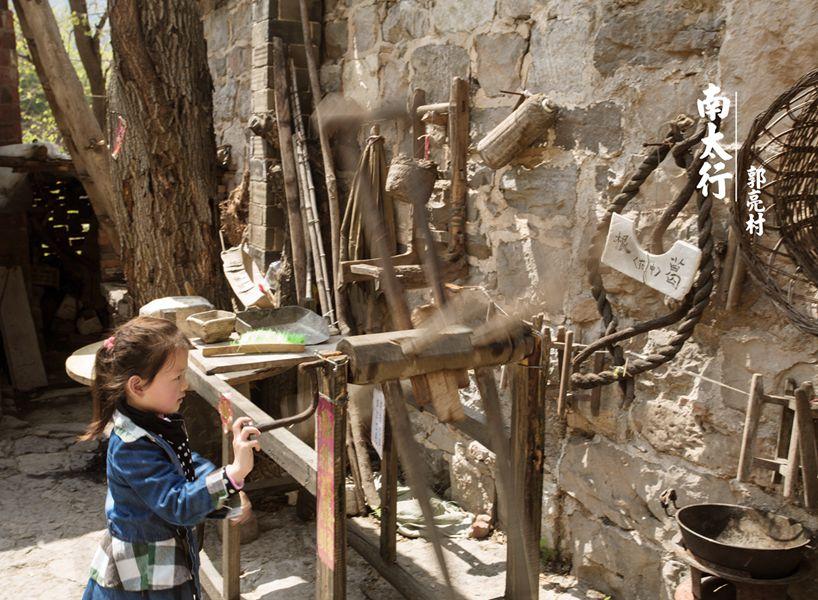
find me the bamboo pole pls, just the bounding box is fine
[290,60,335,325]
[297,0,349,333]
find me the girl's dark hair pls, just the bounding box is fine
[80,315,192,441]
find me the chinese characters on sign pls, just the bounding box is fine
[745,165,766,236]
[601,213,702,301]
[696,84,733,201]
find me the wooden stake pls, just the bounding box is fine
[411,89,426,160]
[556,329,574,419]
[447,78,469,260]
[379,390,398,563]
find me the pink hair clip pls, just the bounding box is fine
[103,335,116,351]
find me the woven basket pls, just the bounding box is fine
[734,69,818,336]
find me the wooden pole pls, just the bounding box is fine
[447,78,468,260]
[221,427,241,599]
[411,89,426,160]
[379,387,398,563]
[315,362,348,599]
[297,0,349,333]
[737,374,764,482]
[271,37,307,304]
[13,0,120,253]
[794,382,818,509]
[506,317,545,599]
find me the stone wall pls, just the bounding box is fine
[203,1,818,598]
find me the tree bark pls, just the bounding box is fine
[108,0,226,307]
[67,0,107,128]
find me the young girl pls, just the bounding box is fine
[80,316,260,599]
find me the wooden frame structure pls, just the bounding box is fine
[185,323,548,600]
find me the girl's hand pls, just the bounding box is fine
[225,416,260,483]
[228,491,253,525]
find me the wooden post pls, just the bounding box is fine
[271,37,307,304]
[315,362,348,599]
[447,78,468,260]
[506,319,545,599]
[556,329,573,419]
[737,374,764,482]
[379,385,398,563]
[794,382,818,509]
[221,427,241,600]
[410,89,426,160]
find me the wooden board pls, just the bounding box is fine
[189,336,341,375]
[0,267,48,390]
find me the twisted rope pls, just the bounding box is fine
[571,116,717,389]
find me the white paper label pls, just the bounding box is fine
[371,386,385,459]
[601,213,701,301]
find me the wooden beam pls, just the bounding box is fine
[506,319,544,599]
[737,374,764,482]
[12,0,120,253]
[315,364,348,599]
[379,391,397,563]
[338,326,534,385]
[794,382,818,509]
[446,78,468,260]
[410,89,427,160]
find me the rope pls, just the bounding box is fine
[571,115,719,390]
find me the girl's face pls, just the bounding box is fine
[126,348,189,415]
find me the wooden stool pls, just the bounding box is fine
[737,375,818,509]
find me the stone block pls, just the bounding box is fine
[409,44,469,103]
[383,0,428,43]
[499,163,578,216]
[431,0,495,33]
[553,101,623,154]
[474,32,526,97]
[323,19,348,60]
[450,441,496,515]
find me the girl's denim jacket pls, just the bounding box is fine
[87,410,231,595]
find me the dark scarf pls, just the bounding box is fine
[117,399,196,482]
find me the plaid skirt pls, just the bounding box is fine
[82,578,196,599]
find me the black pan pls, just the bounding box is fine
[677,503,811,579]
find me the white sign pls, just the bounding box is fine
[371,385,385,459]
[601,213,702,301]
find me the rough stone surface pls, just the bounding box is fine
[431,0,496,33]
[382,0,429,44]
[553,102,624,154]
[450,441,496,515]
[324,19,348,60]
[499,163,578,216]
[474,32,527,97]
[349,3,380,53]
[409,44,470,103]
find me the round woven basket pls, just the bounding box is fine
[734,69,818,336]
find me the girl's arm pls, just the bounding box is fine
[191,450,218,480]
[111,437,232,527]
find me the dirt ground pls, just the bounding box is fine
[0,393,605,600]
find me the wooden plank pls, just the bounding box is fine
[222,426,241,600]
[737,374,765,482]
[348,521,440,600]
[315,364,348,599]
[505,322,544,600]
[189,336,340,375]
[556,329,573,419]
[794,383,818,509]
[218,366,288,386]
[379,385,397,563]
[0,267,48,391]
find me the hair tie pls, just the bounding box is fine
[103,335,116,352]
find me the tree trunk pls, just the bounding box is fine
[67,0,107,128]
[13,0,120,254]
[108,0,226,307]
